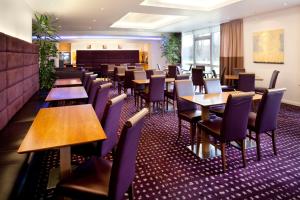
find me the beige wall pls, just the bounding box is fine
[0,0,32,42]
[244,6,300,106]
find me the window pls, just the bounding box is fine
[181,33,194,70]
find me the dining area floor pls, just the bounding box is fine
[22,88,300,200]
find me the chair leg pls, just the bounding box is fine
[256,133,261,161]
[190,122,196,151]
[241,139,247,168]
[166,97,169,111]
[221,142,227,172]
[272,130,277,156]
[148,102,151,118]
[162,101,165,116]
[127,183,133,200]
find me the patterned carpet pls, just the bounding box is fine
[23,89,300,200]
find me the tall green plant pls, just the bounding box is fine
[161,33,181,64]
[32,14,58,90]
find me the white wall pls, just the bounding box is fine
[70,39,167,69]
[0,0,33,42]
[244,6,300,106]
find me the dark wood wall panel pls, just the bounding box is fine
[76,50,139,67]
[0,32,39,130]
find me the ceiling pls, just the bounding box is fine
[25,0,300,38]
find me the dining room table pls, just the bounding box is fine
[54,78,82,87]
[45,86,88,105]
[18,104,106,179]
[180,91,262,158]
[224,74,263,81]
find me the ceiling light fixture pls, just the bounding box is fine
[140,0,243,11]
[38,35,162,41]
[111,12,187,29]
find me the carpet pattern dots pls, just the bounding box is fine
[26,90,300,199]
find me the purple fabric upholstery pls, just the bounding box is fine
[204,79,222,94]
[88,80,105,106]
[238,73,255,92]
[148,75,165,102]
[175,80,197,112]
[99,94,126,157]
[145,69,154,79]
[82,72,94,88]
[167,65,177,78]
[86,74,98,94]
[192,68,204,91]
[94,83,112,121]
[255,70,280,93]
[0,32,39,130]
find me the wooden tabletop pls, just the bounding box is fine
[224,75,263,81]
[45,86,88,102]
[132,78,175,85]
[18,104,106,153]
[54,78,82,87]
[181,91,262,107]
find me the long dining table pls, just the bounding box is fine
[180,91,262,158]
[45,86,88,105]
[18,104,106,179]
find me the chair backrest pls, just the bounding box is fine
[221,92,254,141]
[175,80,197,111]
[100,64,109,77]
[127,66,136,70]
[195,65,205,70]
[269,70,280,89]
[86,74,98,94]
[192,68,204,86]
[232,68,245,75]
[153,70,165,75]
[211,69,217,78]
[168,65,177,78]
[145,69,154,79]
[157,64,161,70]
[83,72,94,88]
[135,67,144,71]
[220,67,226,85]
[100,94,127,157]
[134,71,147,80]
[109,108,148,200]
[238,73,255,92]
[175,74,189,80]
[88,79,105,105]
[149,75,165,101]
[255,88,285,133]
[94,83,112,121]
[124,70,134,88]
[117,67,126,74]
[204,79,222,94]
[108,64,115,71]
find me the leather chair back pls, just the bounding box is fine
[269,70,280,89]
[100,94,127,157]
[94,83,112,121]
[109,108,148,200]
[149,75,165,102]
[255,88,285,133]
[221,93,254,141]
[175,80,197,112]
[238,73,255,92]
[204,79,222,94]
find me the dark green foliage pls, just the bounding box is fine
[161,33,181,64]
[32,14,59,90]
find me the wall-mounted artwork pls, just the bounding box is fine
[253,29,284,64]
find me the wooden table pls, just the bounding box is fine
[18,104,106,178]
[224,75,263,81]
[45,86,88,102]
[180,91,262,158]
[54,78,82,87]
[132,78,175,85]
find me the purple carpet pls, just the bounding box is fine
[24,89,300,199]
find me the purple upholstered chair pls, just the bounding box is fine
[99,94,127,157]
[145,69,154,79]
[175,80,201,150]
[88,79,107,106]
[133,71,147,106]
[86,74,98,94]
[192,68,205,93]
[255,70,280,94]
[167,65,178,78]
[83,72,94,88]
[140,75,165,117]
[204,79,225,117]
[248,88,285,160]
[118,70,134,95]
[94,83,112,121]
[56,108,149,200]
[237,73,255,92]
[198,92,254,172]
[100,64,109,80]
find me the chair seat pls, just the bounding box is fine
[198,117,223,138]
[209,105,225,117]
[255,87,267,94]
[57,157,112,199]
[248,111,257,130]
[178,110,202,122]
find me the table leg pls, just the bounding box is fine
[60,146,71,179]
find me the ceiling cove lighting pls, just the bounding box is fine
[32,35,162,41]
[140,0,243,11]
[110,12,187,29]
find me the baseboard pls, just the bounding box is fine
[282,99,300,107]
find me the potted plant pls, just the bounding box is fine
[32,14,59,96]
[161,33,182,65]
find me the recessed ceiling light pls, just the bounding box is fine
[88,26,92,30]
[100,7,104,11]
[110,12,187,29]
[140,0,243,11]
[283,2,288,6]
[92,19,97,22]
[55,17,59,20]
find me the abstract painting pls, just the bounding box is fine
[253,29,284,64]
